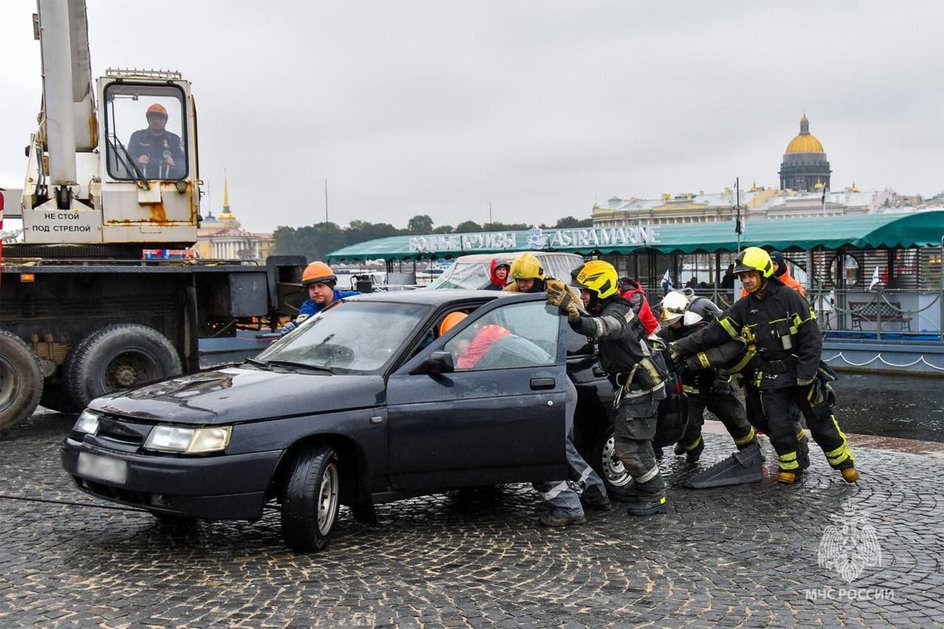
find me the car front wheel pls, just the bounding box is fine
[281,445,341,552]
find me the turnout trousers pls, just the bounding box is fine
[534,378,608,517]
[749,379,855,474]
[680,378,756,454]
[612,386,666,494]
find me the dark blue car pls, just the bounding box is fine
[62,290,684,551]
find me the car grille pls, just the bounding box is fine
[92,414,154,449]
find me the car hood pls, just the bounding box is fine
[89,366,385,425]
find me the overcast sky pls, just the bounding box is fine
[2,1,942,233]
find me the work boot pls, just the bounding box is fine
[581,494,614,513]
[539,511,586,527]
[654,447,664,460]
[673,441,686,457]
[777,468,802,484]
[840,466,860,483]
[627,492,667,516]
[626,478,667,516]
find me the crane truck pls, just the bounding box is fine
[0,0,304,432]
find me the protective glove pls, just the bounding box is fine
[797,377,814,387]
[667,342,682,364]
[545,281,582,321]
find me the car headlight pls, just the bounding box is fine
[144,425,232,454]
[73,410,101,435]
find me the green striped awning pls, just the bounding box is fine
[327,210,944,261]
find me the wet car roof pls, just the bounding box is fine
[342,289,519,306]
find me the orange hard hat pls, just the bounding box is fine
[302,261,337,286]
[146,103,168,117]
[439,311,468,337]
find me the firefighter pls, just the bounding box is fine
[503,253,546,293]
[658,291,758,462]
[501,253,611,524]
[547,260,670,515]
[671,247,858,484]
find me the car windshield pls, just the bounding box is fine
[426,261,491,290]
[254,301,431,373]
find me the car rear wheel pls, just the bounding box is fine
[281,445,341,552]
[593,429,637,502]
[0,330,43,432]
[65,324,182,408]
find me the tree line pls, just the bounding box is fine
[272,215,593,261]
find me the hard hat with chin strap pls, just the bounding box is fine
[733,247,774,278]
[572,260,618,299]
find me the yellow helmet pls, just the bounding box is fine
[733,247,774,278]
[510,253,545,280]
[572,260,618,299]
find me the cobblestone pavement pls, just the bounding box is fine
[1,412,942,627]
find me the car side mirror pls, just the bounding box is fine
[421,350,455,374]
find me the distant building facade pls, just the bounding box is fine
[193,177,273,260]
[593,113,937,228]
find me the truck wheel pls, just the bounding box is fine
[0,330,43,432]
[281,445,341,552]
[593,429,637,502]
[65,324,182,408]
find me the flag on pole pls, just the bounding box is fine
[821,186,829,211]
[734,178,743,236]
[660,269,674,294]
[868,266,882,291]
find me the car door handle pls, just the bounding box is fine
[530,377,556,390]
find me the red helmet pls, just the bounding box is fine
[146,103,168,117]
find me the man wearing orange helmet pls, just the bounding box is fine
[281,261,359,334]
[128,103,185,179]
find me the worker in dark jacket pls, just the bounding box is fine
[483,258,511,290]
[658,291,758,462]
[548,260,669,515]
[671,247,858,485]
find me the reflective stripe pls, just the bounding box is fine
[638,357,664,386]
[697,352,711,369]
[682,384,699,394]
[719,317,739,339]
[780,452,797,461]
[734,428,756,446]
[686,435,703,452]
[779,453,800,470]
[541,481,571,501]
[729,348,756,373]
[637,464,660,484]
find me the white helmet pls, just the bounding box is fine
[659,290,689,325]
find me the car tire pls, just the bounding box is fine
[592,428,637,502]
[64,324,182,409]
[0,330,43,432]
[281,445,341,552]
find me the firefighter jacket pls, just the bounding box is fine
[569,296,666,397]
[660,296,733,390]
[673,280,821,390]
